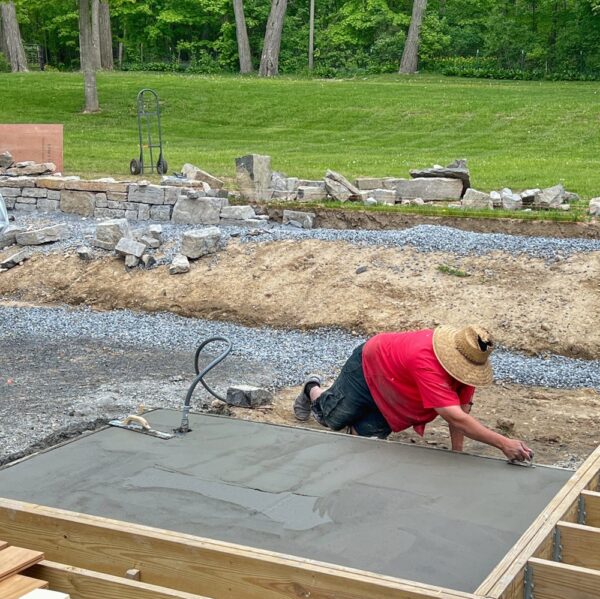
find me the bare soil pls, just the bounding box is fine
[1,238,599,467]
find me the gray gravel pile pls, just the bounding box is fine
[9,210,600,266]
[2,305,600,391]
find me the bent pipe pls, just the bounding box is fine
[177,336,232,433]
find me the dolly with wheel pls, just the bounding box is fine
[129,88,168,176]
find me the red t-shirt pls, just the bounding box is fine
[362,329,475,436]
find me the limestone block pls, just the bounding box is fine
[0,248,29,269]
[0,151,13,169]
[490,191,502,208]
[382,178,405,190]
[396,178,463,201]
[409,160,471,194]
[296,186,326,202]
[181,227,221,259]
[6,162,55,176]
[125,254,140,268]
[182,163,224,189]
[169,254,190,274]
[35,175,80,190]
[226,385,273,407]
[172,196,226,225]
[115,237,146,258]
[534,184,565,210]
[14,202,37,211]
[140,235,160,249]
[297,179,325,189]
[128,183,165,205]
[107,191,127,202]
[125,210,138,220]
[16,224,67,245]
[283,210,315,229]
[369,188,396,205]
[235,154,272,201]
[60,189,96,216]
[355,177,384,190]
[47,190,61,200]
[150,205,171,221]
[589,198,600,216]
[0,187,20,197]
[0,225,23,248]
[77,246,94,260]
[461,188,493,210]
[94,218,131,250]
[146,224,162,241]
[37,198,60,212]
[220,205,256,220]
[137,204,150,220]
[16,196,37,204]
[4,197,15,209]
[324,169,361,202]
[0,176,35,188]
[22,187,47,198]
[501,189,522,211]
[164,186,180,205]
[64,179,129,193]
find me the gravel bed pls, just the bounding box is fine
[2,304,600,391]
[6,210,600,266]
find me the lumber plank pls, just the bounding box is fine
[27,561,212,599]
[581,490,600,527]
[557,521,600,570]
[0,546,44,581]
[527,557,600,599]
[0,498,477,599]
[0,573,48,599]
[0,540,8,551]
[475,444,600,599]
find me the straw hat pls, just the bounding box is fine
[432,325,494,387]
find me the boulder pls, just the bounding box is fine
[0,248,29,269]
[461,188,493,210]
[0,151,13,170]
[410,159,470,194]
[235,154,272,201]
[115,237,146,259]
[282,210,316,229]
[501,189,522,211]
[169,254,190,274]
[534,184,565,210]
[589,198,600,216]
[16,224,67,246]
[181,163,224,189]
[94,219,131,251]
[324,169,361,202]
[226,385,273,407]
[172,196,227,225]
[181,226,221,259]
[220,205,256,220]
[60,190,96,217]
[396,177,463,201]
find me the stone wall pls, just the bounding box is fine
[0,176,236,225]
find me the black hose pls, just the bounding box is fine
[176,336,232,433]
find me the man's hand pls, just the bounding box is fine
[501,439,533,462]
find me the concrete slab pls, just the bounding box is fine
[0,409,571,592]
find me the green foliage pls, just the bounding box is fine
[436,264,471,277]
[0,53,10,73]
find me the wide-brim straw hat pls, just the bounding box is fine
[432,325,494,387]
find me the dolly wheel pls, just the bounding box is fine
[130,158,142,175]
[157,157,168,175]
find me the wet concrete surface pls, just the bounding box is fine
[0,409,572,592]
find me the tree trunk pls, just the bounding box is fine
[79,0,100,113]
[233,0,252,73]
[259,0,288,77]
[99,1,113,69]
[90,0,101,70]
[308,0,315,70]
[0,1,28,72]
[399,0,427,74]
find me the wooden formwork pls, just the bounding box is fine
[0,445,599,599]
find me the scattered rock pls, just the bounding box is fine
[520,189,541,207]
[146,224,163,241]
[220,205,256,220]
[461,188,493,210]
[589,198,600,216]
[296,186,325,201]
[500,188,523,211]
[115,237,146,259]
[0,151,13,170]
[208,399,231,415]
[0,248,29,269]
[367,188,396,205]
[0,225,23,248]
[94,219,131,251]
[354,177,384,190]
[235,154,272,201]
[181,226,221,259]
[141,254,157,268]
[226,384,273,407]
[363,197,378,206]
[355,265,368,274]
[396,177,463,201]
[282,210,315,229]
[181,163,224,189]
[169,253,190,274]
[324,169,361,202]
[172,196,227,225]
[409,159,471,194]
[76,246,94,260]
[139,235,160,249]
[16,224,67,246]
[496,417,515,435]
[124,254,140,268]
[490,190,502,208]
[5,162,55,177]
[535,184,565,210]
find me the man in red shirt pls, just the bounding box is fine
[294,325,533,462]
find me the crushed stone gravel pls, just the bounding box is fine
[2,305,600,392]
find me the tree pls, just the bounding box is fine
[90,0,101,69]
[99,1,113,69]
[0,1,28,72]
[259,0,288,76]
[399,0,427,74]
[79,0,99,112]
[233,0,252,73]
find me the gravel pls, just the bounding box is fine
[7,210,600,266]
[2,304,600,391]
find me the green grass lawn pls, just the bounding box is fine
[1,71,599,198]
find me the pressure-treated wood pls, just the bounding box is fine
[27,561,211,599]
[0,573,48,598]
[476,445,600,598]
[0,499,477,599]
[527,557,600,599]
[557,521,600,570]
[0,540,8,550]
[581,490,600,527]
[0,546,44,581]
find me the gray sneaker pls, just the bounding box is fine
[293,375,322,421]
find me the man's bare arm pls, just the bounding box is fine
[448,403,471,452]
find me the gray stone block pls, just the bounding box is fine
[296,186,326,202]
[150,205,171,221]
[164,187,179,205]
[125,255,140,268]
[115,237,146,258]
[0,225,23,248]
[169,253,190,274]
[0,187,20,197]
[61,190,96,217]
[137,204,150,220]
[0,248,29,269]
[22,187,47,198]
[128,183,165,205]
[226,385,273,407]
[181,227,221,259]
[125,210,138,221]
[182,163,224,189]
[282,210,316,229]
[14,202,37,211]
[235,154,272,201]
[220,205,256,220]
[37,198,60,212]
[15,196,37,204]
[589,198,600,216]
[395,178,463,201]
[94,219,131,250]
[94,208,126,218]
[16,224,67,245]
[77,246,94,260]
[355,177,384,190]
[47,190,61,200]
[324,169,361,202]
[461,188,493,210]
[172,196,226,225]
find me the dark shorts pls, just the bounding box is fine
[314,343,392,439]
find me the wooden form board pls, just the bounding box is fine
[0,124,64,172]
[0,573,48,599]
[0,499,478,599]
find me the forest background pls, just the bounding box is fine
[7,0,600,81]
